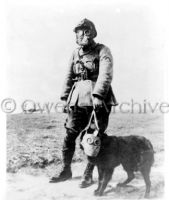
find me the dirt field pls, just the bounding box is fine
[6,112,164,199]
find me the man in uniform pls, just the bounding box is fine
[50,18,117,188]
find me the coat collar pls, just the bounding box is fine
[78,41,98,56]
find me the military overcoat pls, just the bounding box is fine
[60,42,117,107]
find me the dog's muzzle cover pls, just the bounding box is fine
[81,130,101,157]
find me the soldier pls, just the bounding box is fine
[50,18,117,188]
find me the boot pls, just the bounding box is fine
[49,129,78,183]
[49,147,74,183]
[49,165,72,183]
[79,163,94,188]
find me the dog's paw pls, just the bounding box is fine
[94,190,103,196]
[117,182,125,187]
[94,189,100,196]
[144,192,150,199]
[117,182,128,187]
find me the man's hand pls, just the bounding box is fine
[61,100,67,107]
[61,100,68,113]
[56,100,68,113]
[93,97,103,110]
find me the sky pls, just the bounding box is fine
[4,0,169,112]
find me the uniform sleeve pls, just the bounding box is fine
[60,52,75,101]
[92,45,113,99]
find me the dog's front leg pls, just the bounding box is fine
[94,165,104,196]
[94,167,114,196]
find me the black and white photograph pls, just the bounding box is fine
[0,0,169,199]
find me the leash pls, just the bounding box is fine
[84,109,100,131]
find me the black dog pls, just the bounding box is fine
[87,135,154,198]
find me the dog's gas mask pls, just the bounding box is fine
[81,110,101,157]
[81,130,101,157]
[73,18,97,48]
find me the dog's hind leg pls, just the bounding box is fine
[140,151,154,198]
[117,170,135,187]
[140,165,151,198]
[94,167,114,196]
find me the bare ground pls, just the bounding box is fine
[6,112,164,199]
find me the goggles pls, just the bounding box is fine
[76,29,91,37]
[86,136,101,146]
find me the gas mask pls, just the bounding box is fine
[76,28,93,47]
[81,110,101,157]
[81,130,101,157]
[73,18,97,47]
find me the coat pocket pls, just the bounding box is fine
[82,57,97,72]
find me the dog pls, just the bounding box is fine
[87,134,154,198]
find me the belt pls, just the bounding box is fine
[72,76,89,81]
[73,76,97,82]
